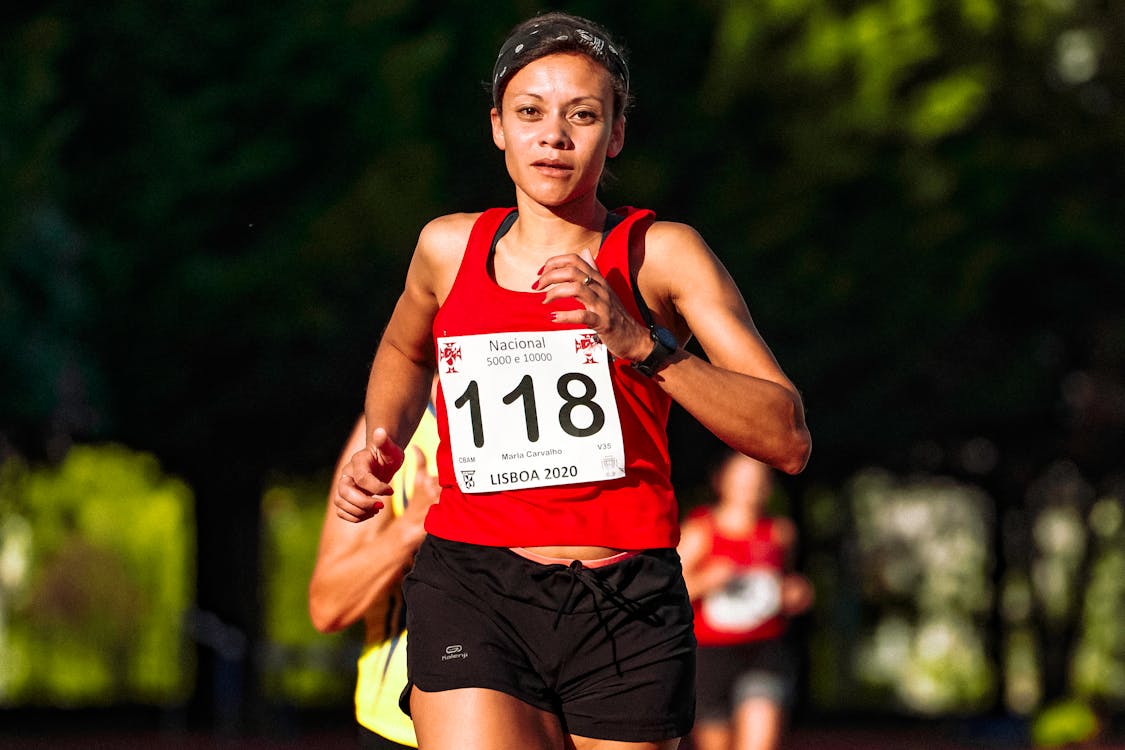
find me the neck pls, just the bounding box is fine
[713,503,760,534]
[489,196,608,291]
[511,191,607,251]
[515,191,607,244]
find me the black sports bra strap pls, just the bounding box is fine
[489,209,653,326]
[493,210,625,251]
[632,280,655,328]
[490,210,519,253]
[602,210,625,241]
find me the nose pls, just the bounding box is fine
[540,114,572,150]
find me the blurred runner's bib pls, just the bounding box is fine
[436,329,626,493]
[702,569,783,632]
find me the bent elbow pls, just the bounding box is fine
[309,608,347,634]
[778,428,812,476]
[308,589,347,634]
[777,392,811,475]
[308,603,334,634]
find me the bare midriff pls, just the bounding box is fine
[517,545,630,562]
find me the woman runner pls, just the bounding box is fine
[335,12,811,750]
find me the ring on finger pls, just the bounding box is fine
[582,275,592,286]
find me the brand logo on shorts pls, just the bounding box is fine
[442,644,468,661]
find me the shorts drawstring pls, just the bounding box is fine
[552,558,664,677]
[554,560,585,630]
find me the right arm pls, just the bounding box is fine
[334,213,475,522]
[309,417,438,632]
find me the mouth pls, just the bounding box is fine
[532,159,573,176]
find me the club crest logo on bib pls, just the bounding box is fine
[437,329,626,493]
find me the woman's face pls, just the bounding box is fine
[716,454,772,513]
[491,52,625,209]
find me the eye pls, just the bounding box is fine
[572,109,598,123]
[517,105,540,118]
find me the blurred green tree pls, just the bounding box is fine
[0,445,194,704]
[259,473,356,707]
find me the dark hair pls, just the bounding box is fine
[491,12,631,119]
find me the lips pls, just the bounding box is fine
[532,159,573,176]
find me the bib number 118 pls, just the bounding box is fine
[453,372,604,448]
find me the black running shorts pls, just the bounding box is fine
[401,535,696,742]
[694,639,797,722]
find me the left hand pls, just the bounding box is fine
[535,248,653,361]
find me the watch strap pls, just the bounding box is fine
[633,326,677,376]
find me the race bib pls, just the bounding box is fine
[436,329,626,493]
[702,569,782,632]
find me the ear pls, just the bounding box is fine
[607,115,625,158]
[491,107,506,151]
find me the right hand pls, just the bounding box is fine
[536,248,654,362]
[334,427,405,522]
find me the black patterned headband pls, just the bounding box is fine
[491,20,630,107]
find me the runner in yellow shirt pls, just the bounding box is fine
[310,387,439,749]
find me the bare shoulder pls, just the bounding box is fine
[642,220,726,276]
[634,219,735,329]
[644,220,709,255]
[409,212,480,301]
[679,514,711,541]
[670,517,706,550]
[416,212,480,260]
[675,514,712,560]
[647,219,706,243]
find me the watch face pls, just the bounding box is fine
[653,326,677,351]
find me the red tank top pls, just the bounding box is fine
[692,512,788,645]
[425,207,679,548]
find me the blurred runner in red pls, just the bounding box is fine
[679,452,815,750]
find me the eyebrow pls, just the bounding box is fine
[508,92,604,106]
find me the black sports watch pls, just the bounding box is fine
[632,325,678,377]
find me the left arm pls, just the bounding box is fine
[774,516,815,616]
[538,223,811,474]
